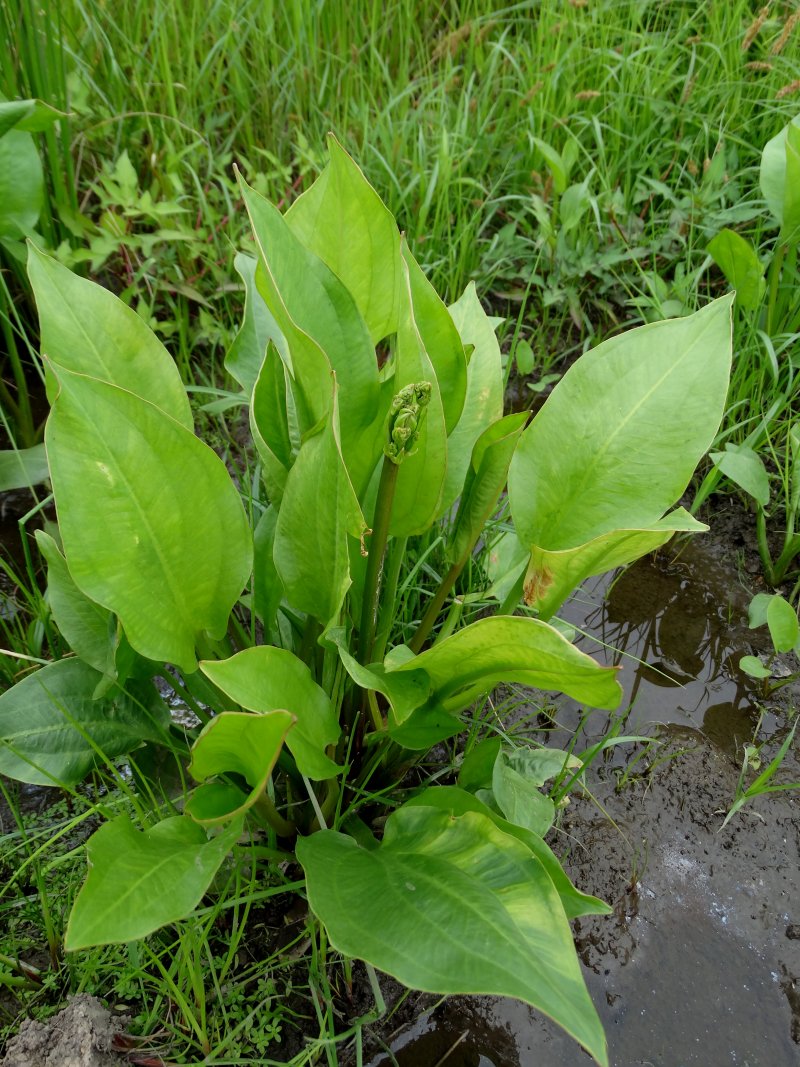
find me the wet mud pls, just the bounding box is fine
[368,527,800,1066]
[0,996,127,1067]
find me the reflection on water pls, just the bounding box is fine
[370,1021,503,1067]
[557,536,770,753]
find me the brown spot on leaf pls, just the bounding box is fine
[523,566,554,606]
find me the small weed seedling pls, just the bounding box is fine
[721,710,800,829]
[740,592,800,693]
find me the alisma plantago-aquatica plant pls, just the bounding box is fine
[0,137,733,1065]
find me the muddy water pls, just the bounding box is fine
[558,535,782,755]
[368,536,800,1066]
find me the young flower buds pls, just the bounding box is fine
[385,381,432,463]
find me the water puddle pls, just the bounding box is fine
[559,535,772,752]
[368,534,800,1066]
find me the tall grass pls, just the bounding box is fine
[69,2,800,515]
[0,0,797,681]
[5,0,798,302]
[0,0,796,582]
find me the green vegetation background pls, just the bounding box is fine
[1,0,799,1061]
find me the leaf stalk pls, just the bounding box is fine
[357,456,400,668]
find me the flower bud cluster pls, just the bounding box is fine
[385,381,432,463]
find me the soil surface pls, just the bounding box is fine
[0,996,128,1067]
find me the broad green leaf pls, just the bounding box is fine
[492,751,555,836]
[521,509,708,619]
[490,746,583,838]
[65,814,243,950]
[442,283,505,510]
[286,134,401,343]
[0,129,42,238]
[240,181,332,429]
[298,805,607,1066]
[253,507,284,633]
[185,782,251,823]
[35,530,113,675]
[402,244,467,433]
[505,745,581,786]
[226,252,287,395]
[528,372,561,395]
[766,594,799,653]
[514,337,535,376]
[739,655,771,680]
[447,412,528,565]
[783,123,800,244]
[273,388,366,626]
[384,644,418,669]
[386,704,464,749]
[404,785,610,920]
[760,114,800,235]
[485,527,529,602]
[387,616,622,716]
[240,176,383,494]
[46,365,252,673]
[250,341,292,505]
[0,444,49,491]
[747,592,775,630]
[389,248,448,536]
[710,444,770,507]
[532,137,568,194]
[199,648,341,780]
[0,98,65,137]
[323,625,430,723]
[508,296,733,552]
[28,245,192,428]
[560,180,592,236]
[186,709,295,822]
[707,229,765,310]
[178,668,239,721]
[458,738,503,792]
[0,659,167,786]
